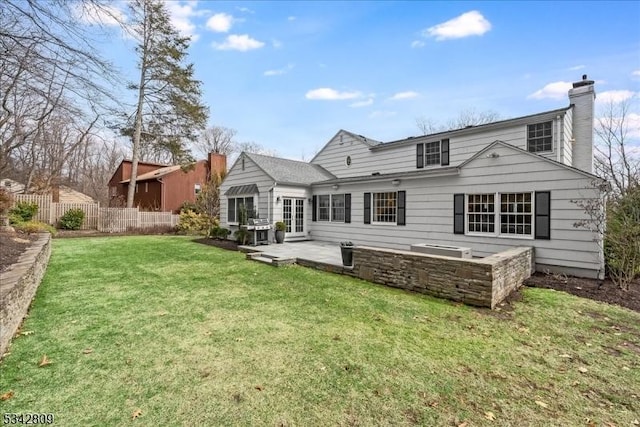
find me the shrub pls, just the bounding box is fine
[234,228,251,245]
[9,201,38,222]
[0,188,12,215]
[209,225,231,240]
[275,221,286,231]
[605,185,640,290]
[179,201,202,214]
[176,210,216,235]
[58,208,85,230]
[14,220,57,235]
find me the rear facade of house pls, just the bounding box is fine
[220,77,603,279]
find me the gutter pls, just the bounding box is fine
[311,167,460,186]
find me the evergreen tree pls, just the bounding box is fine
[126,0,208,208]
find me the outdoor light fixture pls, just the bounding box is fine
[332,184,339,190]
[276,196,281,203]
[391,179,401,186]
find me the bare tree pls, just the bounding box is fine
[416,108,501,135]
[193,126,237,158]
[594,98,639,197]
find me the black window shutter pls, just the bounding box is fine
[312,195,317,222]
[344,193,351,223]
[453,193,465,234]
[535,191,551,239]
[397,191,406,226]
[364,192,371,224]
[441,139,450,166]
[416,144,424,169]
[228,198,235,222]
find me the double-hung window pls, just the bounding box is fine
[331,194,345,222]
[416,139,450,168]
[373,192,397,223]
[465,192,533,237]
[227,196,254,223]
[318,195,330,221]
[317,194,345,222]
[527,121,552,152]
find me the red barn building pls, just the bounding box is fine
[108,153,226,213]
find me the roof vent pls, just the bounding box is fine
[372,172,380,176]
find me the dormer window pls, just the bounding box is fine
[416,139,450,168]
[527,121,552,152]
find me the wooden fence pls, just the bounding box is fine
[11,194,180,231]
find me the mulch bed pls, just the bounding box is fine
[192,237,240,252]
[0,230,39,273]
[524,272,640,312]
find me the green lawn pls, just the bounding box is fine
[1,236,638,426]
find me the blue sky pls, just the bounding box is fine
[86,1,640,160]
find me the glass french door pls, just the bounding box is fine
[282,198,305,238]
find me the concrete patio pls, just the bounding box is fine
[239,240,347,270]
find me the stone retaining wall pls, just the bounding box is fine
[351,246,533,309]
[0,233,51,357]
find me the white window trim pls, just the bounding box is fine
[227,194,256,225]
[527,121,555,154]
[371,191,398,225]
[316,194,346,223]
[423,140,442,168]
[465,192,535,240]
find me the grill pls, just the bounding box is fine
[243,218,271,246]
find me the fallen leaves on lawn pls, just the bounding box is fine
[1,391,14,401]
[131,408,142,420]
[578,367,588,373]
[535,400,548,408]
[484,411,496,421]
[82,348,93,354]
[559,354,572,358]
[38,355,52,367]
[20,330,34,336]
[457,422,468,427]
[254,385,264,391]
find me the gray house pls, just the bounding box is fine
[220,76,603,279]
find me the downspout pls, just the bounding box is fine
[157,178,164,212]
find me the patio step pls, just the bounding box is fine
[246,252,295,267]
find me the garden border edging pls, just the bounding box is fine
[0,233,51,358]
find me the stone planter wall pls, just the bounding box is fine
[0,233,51,357]
[351,246,533,309]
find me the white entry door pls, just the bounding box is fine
[282,198,305,238]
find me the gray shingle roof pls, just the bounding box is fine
[245,152,335,185]
[225,184,259,196]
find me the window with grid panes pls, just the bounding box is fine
[424,141,440,166]
[527,121,552,152]
[500,193,532,235]
[372,192,397,223]
[331,194,345,222]
[467,194,495,233]
[318,195,330,221]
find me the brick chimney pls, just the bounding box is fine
[208,152,227,179]
[568,74,595,173]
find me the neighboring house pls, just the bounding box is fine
[220,76,603,279]
[0,178,26,194]
[108,153,227,213]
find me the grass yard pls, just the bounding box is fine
[1,236,639,426]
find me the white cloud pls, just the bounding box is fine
[568,65,586,71]
[350,99,374,108]
[288,16,296,21]
[306,88,362,100]
[389,91,419,100]
[212,34,265,51]
[411,40,425,48]
[369,111,397,119]
[76,3,126,26]
[597,90,636,104]
[206,13,234,33]
[264,64,295,76]
[272,39,283,49]
[237,7,254,14]
[627,113,640,139]
[166,1,205,41]
[424,11,491,41]
[632,70,640,79]
[528,81,573,100]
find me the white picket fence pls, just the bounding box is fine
[12,194,180,231]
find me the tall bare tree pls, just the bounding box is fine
[594,98,639,197]
[125,0,208,208]
[193,126,238,158]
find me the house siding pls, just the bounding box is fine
[310,131,378,178]
[220,154,273,230]
[309,144,603,278]
[161,161,209,213]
